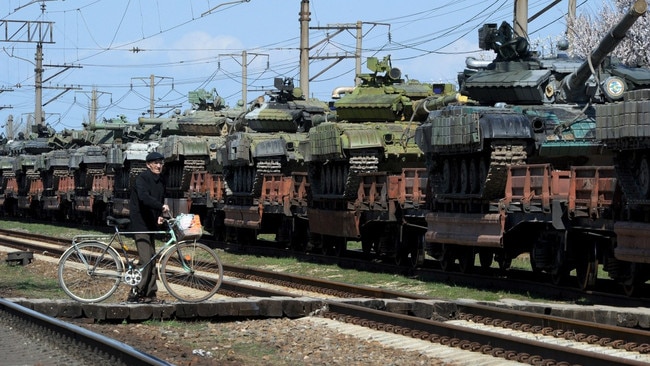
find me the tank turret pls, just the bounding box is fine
[239,77,332,133]
[418,0,649,203]
[461,0,649,105]
[561,0,648,102]
[333,55,433,122]
[175,88,246,136]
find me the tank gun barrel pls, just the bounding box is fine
[564,0,646,96]
[413,93,469,120]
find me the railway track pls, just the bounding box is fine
[3,227,650,365]
[0,298,170,365]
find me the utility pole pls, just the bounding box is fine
[515,0,578,37]
[300,0,390,94]
[76,88,111,126]
[219,51,269,105]
[2,3,82,129]
[0,20,53,127]
[131,75,176,118]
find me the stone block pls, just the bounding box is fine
[31,299,58,317]
[128,305,153,321]
[175,303,199,319]
[432,301,458,320]
[384,299,411,315]
[105,304,130,320]
[151,304,175,320]
[258,298,283,317]
[282,298,309,318]
[213,300,239,316]
[82,304,107,320]
[233,299,260,317]
[57,301,83,318]
[411,300,435,319]
[196,302,220,318]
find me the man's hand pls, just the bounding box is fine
[162,204,170,214]
[157,216,164,225]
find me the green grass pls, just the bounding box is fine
[0,262,64,298]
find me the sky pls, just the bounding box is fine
[0,0,616,134]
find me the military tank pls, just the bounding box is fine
[221,77,330,246]
[306,55,459,262]
[414,0,650,278]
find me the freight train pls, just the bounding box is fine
[0,0,649,296]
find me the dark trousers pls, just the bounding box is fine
[134,233,158,297]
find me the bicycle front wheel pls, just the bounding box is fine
[159,241,223,302]
[58,241,123,303]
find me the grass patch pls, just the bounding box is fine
[0,262,64,298]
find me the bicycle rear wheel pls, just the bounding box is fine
[159,241,223,302]
[58,241,123,303]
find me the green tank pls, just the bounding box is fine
[416,0,649,204]
[306,55,457,259]
[220,77,330,246]
[414,0,650,278]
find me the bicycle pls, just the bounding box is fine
[57,214,224,303]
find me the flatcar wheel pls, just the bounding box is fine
[622,264,640,297]
[361,237,375,259]
[636,156,650,198]
[457,250,474,274]
[551,266,569,286]
[478,250,493,269]
[333,237,347,257]
[395,240,420,269]
[439,245,454,272]
[575,259,598,290]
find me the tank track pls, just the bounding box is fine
[344,155,379,199]
[482,144,527,200]
[180,159,206,191]
[252,160,282,196]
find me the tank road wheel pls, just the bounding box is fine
[468,158,480,194]
[478,158,489,195]
[450,159,460,193]
[457,249,475,274]
[636,156,650,198]
[336,165,345,195]
[441,159,452,193]
[459,159,469,194]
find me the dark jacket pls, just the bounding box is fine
[129,169,166,231]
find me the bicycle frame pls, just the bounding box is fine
[71,219,184,281]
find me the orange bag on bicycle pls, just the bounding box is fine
[174,213,203,241]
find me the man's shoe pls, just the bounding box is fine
[126,292,141,303]
[140,296,164,304]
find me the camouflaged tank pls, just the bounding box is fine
[416,1,649,204]
[413,0,650,279]
[306,55,461,258]
[308,56,437,201]
[221,77,331,245]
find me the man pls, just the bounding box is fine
[127,151,170,303]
